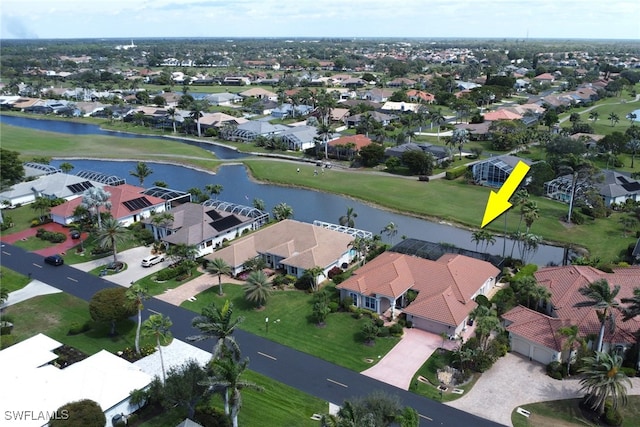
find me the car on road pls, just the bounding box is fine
[44,254,64,266]
[141,255,164,267]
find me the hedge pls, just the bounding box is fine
[445,165,468,180]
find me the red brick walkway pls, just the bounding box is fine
[0,222,88,257]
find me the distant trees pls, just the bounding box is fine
[0,148,24,189]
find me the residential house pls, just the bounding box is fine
[231,120,287,142]
[336,251,499,335]
[278,125,320,151]
[198,112,248,131]
[471,155,533,187]
[0,173,104,207]
[454,122,491,140]
[205,219,355,283]
[362,88,395,103]
[143,202,265,257]
[50,184,167,226]
[483,109,523,122]
[544,170,640,207]
[345,111,397,128]
[381,101,420,113]
[204,92,243,106]
[328,134,373,159]
[534,73,555,84]
[238,87,278,101]
[385,142,449,164]
[504,265,640,365]
[270,103,314,119]
[341,78,368,88]
[387,78,417,87]
[406,90,435,104]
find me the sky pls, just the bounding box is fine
[1,0,639,40]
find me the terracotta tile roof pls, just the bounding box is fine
[503,306,570,352]
[337,252,499,327]
[531,265,640,345]
[483,110,523,121]
[328,134,373,151]
[206,219,353,271]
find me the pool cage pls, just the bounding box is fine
[390,238,504,269]
[312,220,373,239]
[202,199,270,227]
[76,170,125,186]
[471,157,513,187]
[543,176,592,204]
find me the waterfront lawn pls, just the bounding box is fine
[0,292,152,355]
[511,396,640,427]
[182,283,400,372]
[139,370,327,427]
[243,159,632,262]
[0,267,31,293]
[0,123,221,171]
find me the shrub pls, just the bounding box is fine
[195,404,231,427]
[377,327,390,337]
[603,401,623,426]
[332,272,349,285]
[445,165,468,180]
[67,321,92,336]
[374,318,385,328]
[294,275,311,291]
[389,323,404,336]
[328,302,339,313]
[327,266,343,279]
[620,367,636,377]
[340,296,354,310]
[570,211,586,225]
[546,361,564,380]
[405,321,413,328]
[0,335,17,349]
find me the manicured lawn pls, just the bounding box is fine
[0,267,30,293]
[409,349,478,402]
[181,283,400,372]
[138,370,328,427]
[0,205,41,236]
[63,233,148,265]
[0,292,154,355]
[11,235,57,251]
[511,396,640,427]
[135,268,204,296]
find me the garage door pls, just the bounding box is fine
[511,337,530,358]
[532,346,555,365]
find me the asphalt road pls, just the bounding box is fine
[1,243,503,427]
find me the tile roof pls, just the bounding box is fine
[503,306,571,352]
[483,110,523,121]
[328,134,373,150]
[206,219,354,270]
[337,252,499,327]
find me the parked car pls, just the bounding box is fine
[141,255,164,267]
[44,254,64,266]
[70,230,81,239]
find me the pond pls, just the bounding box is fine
[48,159,570,266]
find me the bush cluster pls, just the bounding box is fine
[35,228,66,243]
[445,165,468,180]
[546,361,564,380]
[155,264,189,281]
[327,266,343,279]
[67,321,92,336]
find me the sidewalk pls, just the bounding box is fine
[0,280,62,309]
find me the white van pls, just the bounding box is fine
[141,255,164,267]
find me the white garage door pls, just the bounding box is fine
[511,337,530,358]
[532,346,555,365]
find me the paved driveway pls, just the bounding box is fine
[361,328,459,390]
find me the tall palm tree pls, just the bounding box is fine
[31,197,52,223]
[482,231,496,252]
[96,217,127,264]
[243,270,271,308]
[130,161,153,186]
[188,300,244,361]
[306,266,325,293]
[574,279,621,352]
[81,187,111,229]
[205,184,224,199]
[621,287,640,321]
[142,313,173,383]
[381,222,398,245]
[608,112,620,127]
[166,107,178,133]
[252,198,266,211]
[208,258,232,296]
[59,162,74,173]
[167,243,199,275]
[578,352,631,416]
[558,325,585,376]
[190,104,205,137]
[126,284,150,355]
[316,89,337,159]
[338,207,358,228]
[450,128,469,160]
[471,230,484,251]
[589,111,599,123]
[530,284,552,311]
[201,354,263,427]
[348,236,372,266]
[430,109,446,141]
[272,202,293,221]
[558,154,595,224]
[626,139,640,168]
[150,212,174,240]
[521,200,540,233]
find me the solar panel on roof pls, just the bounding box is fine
[210,215,242,231]
[67,181,94,194]
[206,210,222,221]
[622,182,640,192]
[123,197,153,212]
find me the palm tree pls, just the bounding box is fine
[482,231,496,252]
[31,197,52,223]
[205,184,224,199]
[627,112,637,125]
[608,112,620,127]
[558,154,595,224]
[201,354,263,427]
[0,286,9,305]
[207,258,232,296]
[130,161,153,186]
[338,207,358,228]
[348,236,372,266]
[626,139,640,168]
[167,243,199,275]
[96,217,127,264]
[81,187,111,229]
[574,279,621,352]
[306,266,325,293]
[558,325,585,377]
[150,212,174,240]
[59,162,74,173]
[430,109,445,141]
[190,104,205,137]
[252,198,266,211]
[166,107,178,133]
[188,300,244,361]
[521,200,540,233]
[381,222,398,245]
[450,128,469,160]
[272,202,293,221]
[530,284,552,311]
[589,111,599,123]
[471,230,484,251]
[578,352,631,416]
[621,287,640,321]
[142,314,173,383]
[126,284,150,355]
[243,270,271,308]
[316,89,337,159]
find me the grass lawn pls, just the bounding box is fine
[511,396,640,427]
[0,292,154,354]
[11,235,58,251]
[181,283,400,372]
[0,267,30,293]
[63,233,149,265]
[138,369,328,427]
[0,205,41,236]
[135,268,204,296]
[409,349,479,403]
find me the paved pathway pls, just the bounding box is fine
[1,280,62,309]
[0,222,88,257]
[155,272,243,306]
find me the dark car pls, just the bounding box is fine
[70,230,81,239]
[44,254,64,266]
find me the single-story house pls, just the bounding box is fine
[231,120,287,142]
[534,73,555,83]
[406,90,435,104]
[238,87,278,101]
[0,334,152,427]
[0,173,104,207]
[204,92,243,106]
[471,155,533,188]
[345,111,397,128]
[270,103,314,119]
[50,184,167,226]
[544,170,640,207]
[380,101,420,113]
[278,125,320,151]
[337,251,499,336]
[328,134,373,159]
[504,265,640,365]
[362,88,395,103]
[205,219,355,283]
[385,142,449,164]
[483,109,523,122]
[198,112,248,130]
[454,122,491,140]
[143,202,264,257]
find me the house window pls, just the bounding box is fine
[349,292,358,307]
[364,296,377,311]
[290,267,298,276]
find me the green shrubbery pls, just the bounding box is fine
[155,265,189,281]
[67,321,92,336]
[445,165,468,180]
[35,227,66,243]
